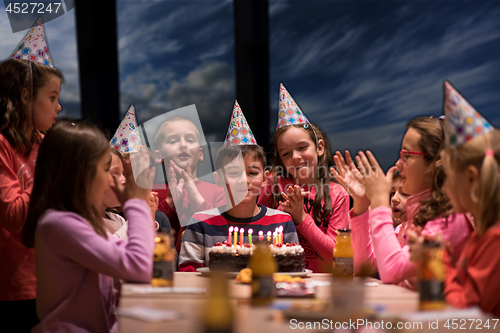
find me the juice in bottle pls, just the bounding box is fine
[419,239,446,311]
[250,242,277,306]
[333,229,353,276]
[203,271,233,333]
[151,232,175,287]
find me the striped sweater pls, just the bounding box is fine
[178,205,299,272]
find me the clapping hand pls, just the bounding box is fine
[279,185,310,226]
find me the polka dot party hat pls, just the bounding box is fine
[223,101,257,147]
[110,105,143,153]
[276,83,310,130]
[442,81,494,147]
[10,17,54,67]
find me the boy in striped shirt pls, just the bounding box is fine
[179,104,298,272]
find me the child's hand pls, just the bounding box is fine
[355,151,397,209]
[148,191,159,221]
[279,185,310,226]
[332,150,370,216]
[168,161,204,208]
[407,226,424,263]
[112,151,156,205]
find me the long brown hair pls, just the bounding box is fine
[271,123,334,225]
[0,59,64,156]
[23,119,110,248]
[442,130,500,235]
[407,117,452,227]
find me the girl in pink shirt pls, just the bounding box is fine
[333,116,473,289]
[0,59,63,331]
[258,85,349,272]
[22,120,156,332]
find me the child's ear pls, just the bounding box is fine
[152,150,162,164]
[22,88,30,106]
[317,139,325,157]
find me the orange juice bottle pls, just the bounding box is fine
[333,229,353,276]
[203,272,233,333]
[250,242,277,306]
[151,232,174,287]
[419,239,446,311]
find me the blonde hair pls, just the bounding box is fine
[153,116,201,152]
[442,129,500,235]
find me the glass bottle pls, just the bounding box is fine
[250,242,277,306]
[203,272,233,333]
[419,239,446,311]
[333,229,353,276]
[151,232,174,287]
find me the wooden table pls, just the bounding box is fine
[117,272,496,333]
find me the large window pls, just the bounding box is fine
[117,0,235,143]
[270,0,500,169]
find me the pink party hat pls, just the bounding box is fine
[11,17,54,67]
[277,83,310,129]
[110,105,143,153]
[223,101,257,147]
[442,81,494,147]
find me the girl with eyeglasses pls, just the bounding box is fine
[333,116,474,290]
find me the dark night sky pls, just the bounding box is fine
[1,0,499,169]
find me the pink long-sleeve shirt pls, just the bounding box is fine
[0,133,38,300]
[33,199,154,333]
[258,177,349,272]
[350,189,474,290]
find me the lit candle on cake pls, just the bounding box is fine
[279,226,284,246]
[234,227,238,248]
[228,226,233,244]
[258,230,263,242]
[267,231,271,243]
[273,231,277,246]
[239,228,244,246]
[248,229,253,247]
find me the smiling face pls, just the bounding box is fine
[102,153,125,208]
[157,119,203,175]
[217,154,265,206]
[276,126,324,186]
[28,74,62,132]
[87,151,113,208]
[395,128,433,196]
[390,177,410,226]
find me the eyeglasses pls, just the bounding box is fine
[398,149,430,163]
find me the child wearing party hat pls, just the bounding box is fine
[153,114,225,252]
[0,18,63,330]
[257,84,349,273]
[178,101,298,272]
[334,82,475,290]
[410,81,499,316]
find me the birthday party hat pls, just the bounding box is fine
[277,83,310,129]
[10,17,54,67]
[110,105,143,153]
[442,81,494,147]
[223,101,257,147]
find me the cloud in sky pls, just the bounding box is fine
[270,1,500,169]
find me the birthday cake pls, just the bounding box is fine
[208,241,305,272]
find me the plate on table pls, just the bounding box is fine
[196,268,312,278]
[275,269,312,278]
[196,267,239,278]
